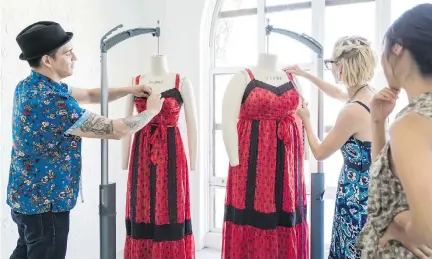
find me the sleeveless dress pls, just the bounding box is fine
[357,92,432,258]
[328,101,372,259]
[222,69,309,259]
[124,74,195,259]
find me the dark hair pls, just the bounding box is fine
[24,24,58,68]
[27,49,58,68]
[384,3,432,76]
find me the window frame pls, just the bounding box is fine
[204,0,393,251]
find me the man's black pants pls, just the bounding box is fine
[10,210,70,259]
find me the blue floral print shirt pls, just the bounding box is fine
[7,71,90,215]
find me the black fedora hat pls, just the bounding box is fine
[16,21,73,61]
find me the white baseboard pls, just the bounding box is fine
[117,250,123,259]
[204,232,222,250]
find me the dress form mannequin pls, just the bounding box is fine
[122,55,198,170]
[221,52,309,259]
[222,53,303,166]
[122,54,197,259]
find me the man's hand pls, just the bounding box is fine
[131,85,151,98]
[146,94,164,114]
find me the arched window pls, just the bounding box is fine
[205,0,393,251]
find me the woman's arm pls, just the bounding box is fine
[389,112,432,246]
[370,87,399,161]
[302,103,365,161]
[303,72,349,102]
[284,65,348,102]
[371,120,387,161]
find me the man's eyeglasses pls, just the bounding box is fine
[324,59,337,70]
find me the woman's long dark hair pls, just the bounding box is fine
[384,3,432,76]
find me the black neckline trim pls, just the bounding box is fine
[136,88,183,106]
[242,79,295,103]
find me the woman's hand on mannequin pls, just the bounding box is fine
[283,65,307,77]
[284,64,349,102]
[296,101,310,121]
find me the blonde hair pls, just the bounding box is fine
[332,36,377,87]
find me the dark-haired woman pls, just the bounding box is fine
[357,3,432,258]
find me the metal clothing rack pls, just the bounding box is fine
[265,23,325,259]
[99,21,161,259]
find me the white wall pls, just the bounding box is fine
[0,2,3,254]
[156,0,216,251]
[1,0,214,257]
[0,0,192,258]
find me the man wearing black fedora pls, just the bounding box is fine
[7,21,165,259]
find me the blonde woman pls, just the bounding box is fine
[284,36,376,259]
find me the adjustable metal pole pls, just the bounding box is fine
[100,25,118,259]
[99,24,160,259]
[101,53,109,186]
[311,53,325,259]
[266,25,325,259]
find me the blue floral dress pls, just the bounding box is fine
[328,101,372,259]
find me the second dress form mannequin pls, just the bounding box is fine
[221,53,309,259]
[122,55,197,259]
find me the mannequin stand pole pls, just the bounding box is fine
[266,25,325,259]
[99,24,160,259]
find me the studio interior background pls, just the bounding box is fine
[0,0,429,258]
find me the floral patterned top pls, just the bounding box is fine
[357,92,432,258]
[7,71,90,215]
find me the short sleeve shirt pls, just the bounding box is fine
[7,71,90,215]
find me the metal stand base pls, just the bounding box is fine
[99,183,116,259]
[311,173,325,259]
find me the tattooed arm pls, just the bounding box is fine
[66,94,164,139]
[66,110,156,139]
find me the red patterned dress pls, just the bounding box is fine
[124,74,195,259]
[222,69,309,259]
